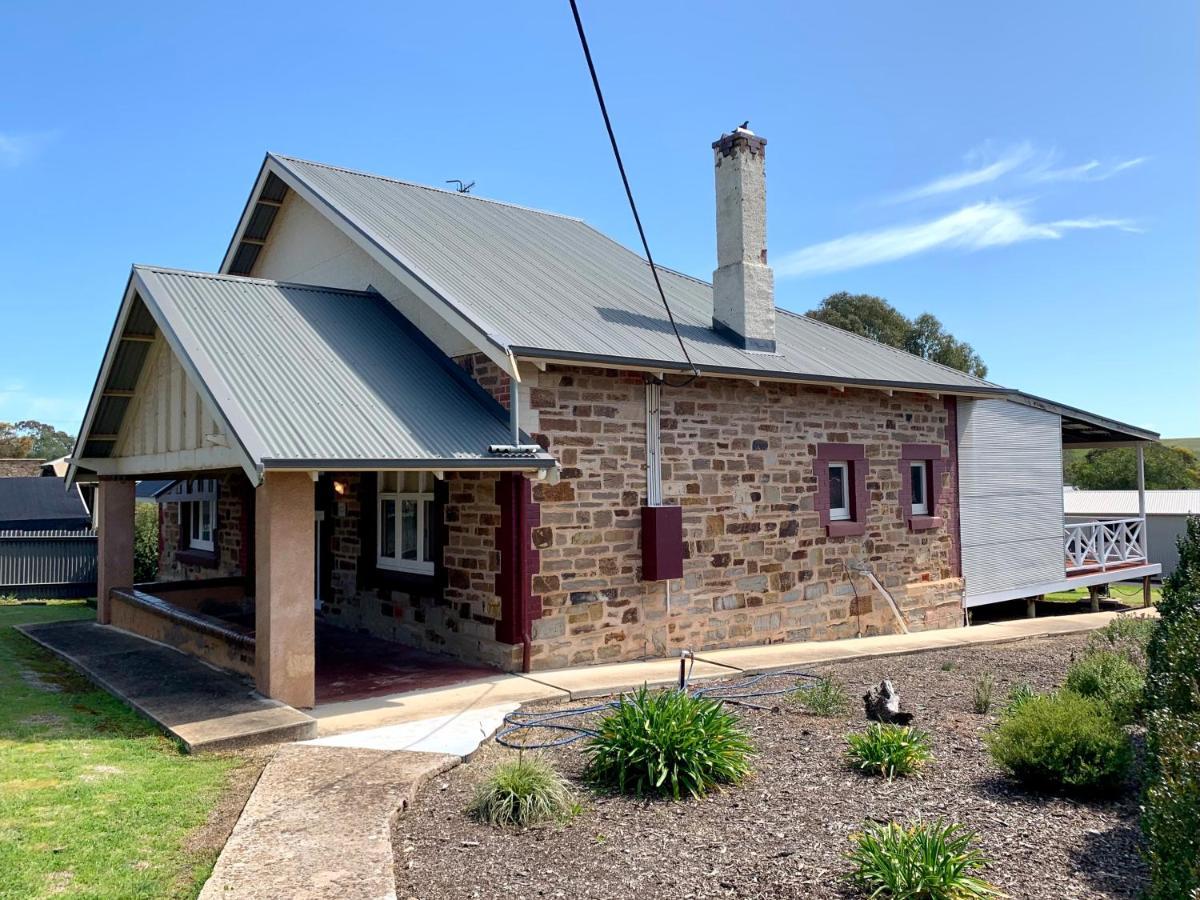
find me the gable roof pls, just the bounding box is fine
[71,266,554,483]
[0,478,90,530]
[224,154,1008,395]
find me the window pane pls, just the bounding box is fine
[201,500,212,540]
[400,500,418,560]
[381,472,397,493]
[911,463,925,506]
[829,464,846,510]
[380,499,396,558]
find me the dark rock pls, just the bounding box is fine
[863,678,914,725]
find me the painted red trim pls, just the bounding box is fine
[495,473,542,648]
[813,442,868,536]
[944,396,962,577]
[899,442,949,531]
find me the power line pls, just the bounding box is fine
[567,0,699,386]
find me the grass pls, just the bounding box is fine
[846,820,1000,899]
[468,755,578,827]
[0,602,243,899]
[1044,584,1161,608]
[792,676,850,716]
[971,674,994,714]
[846,723,933,780]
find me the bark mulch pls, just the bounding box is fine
[394,633,1146,900]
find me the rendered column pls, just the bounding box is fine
[254,471,315,708]
[95,478,136,625]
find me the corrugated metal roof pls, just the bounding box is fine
[1064,490,1200,517]
[268,154,1005,393]
[0,478,90,530]
[130,266,554,470]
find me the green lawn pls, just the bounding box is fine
[0,601,244,899]
[1044,583,1161,608]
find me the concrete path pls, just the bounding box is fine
[199,744,456,900]
[18,621,315,751]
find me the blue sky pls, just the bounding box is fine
[2,1,1196,437]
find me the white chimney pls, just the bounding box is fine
[712,126,776,352]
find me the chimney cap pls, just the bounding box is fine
[713,127,767,157]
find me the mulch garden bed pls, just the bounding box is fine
[394,633,1146,899]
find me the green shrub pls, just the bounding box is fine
[1086,615,1157,669]
[846,723,933,780]
[133,502,159,584]
[846,819,1000,899]
[1145,608,1200,719]
[986,692,1132,793]
[1064,650,1144,723]
[583,686,753,799]
[468,756,577,827]
[794,676,850,716]
[972,674,994,714]
[940,660,955,672]
[1143,710,1200,899]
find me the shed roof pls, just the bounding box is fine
[0,477,90,530]
[72,267,555,481]
[226,154,1008,395]
[1064,489,1200,517]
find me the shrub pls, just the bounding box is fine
[1086,615,1157,669]
[1142,710,1200,899]
[794,676,850,717]
[1145,607,1200,719]
[940,660,955,672]
[468,756,577,827]
[583,686,753,799]
[1064,650,1144,723]
[133,502,159,584]
[986,692,1132,793]
[846,819,1000,899]
[846,723,933,780]
[972,675,994,714]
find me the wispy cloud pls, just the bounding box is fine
[0,382,84,426]
[0,131,53,168]
[1028,155,1147,184]
[885,142,1035,204]
[775,200,1138,277]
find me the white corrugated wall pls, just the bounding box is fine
[958,399,1064,598]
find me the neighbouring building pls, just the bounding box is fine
[67,127,1160,709]
[1064,489,1200,579]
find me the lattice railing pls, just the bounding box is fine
[1064,517,1146,574]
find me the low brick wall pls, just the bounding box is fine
[109,588,255,678]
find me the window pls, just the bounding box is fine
[179,479,217,554]
[828,462,851,521]
[377,472,436,575]
[909,461,929,516]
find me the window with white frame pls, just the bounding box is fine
[377,472,436,575]
[179,479,217,553]
[909,461,929,516]
[828,462,851,521]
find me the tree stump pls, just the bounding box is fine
[863,679,914,725]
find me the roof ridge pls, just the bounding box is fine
[133,264,380,298]
[774,305,1001,388]
[269,154,585,223]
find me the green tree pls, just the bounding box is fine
[133,502,160,583]
[0,420,76,459]
[1064,444,1200,490]
[806,293,988,378]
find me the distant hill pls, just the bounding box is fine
[1165,437,1200,455]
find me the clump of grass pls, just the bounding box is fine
[986,692,1132,794]
[846,819,1001,899]
[1005,683,1036,715]
[793,676,850,717]
[1064,649,1145,723]
[468,755,578,827]
[846,723,933,780]
[940,660,956,672]
[972,674,995,714]
[583,686,753,799]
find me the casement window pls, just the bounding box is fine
[900,445,947,531]
[827,462,852,521]
[909,461,929,516]
[178,479,218,554]
[377,472,436,575]
[815,443,867,537]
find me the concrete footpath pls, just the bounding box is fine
[200,607,1152,899]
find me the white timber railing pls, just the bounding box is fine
[1064,517,1147,574]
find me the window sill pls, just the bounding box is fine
[176,549,219,569]
[826,520,866,538]
[367,567,440,595]
[908,515,944,531]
